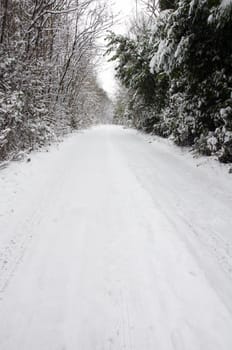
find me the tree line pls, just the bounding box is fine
[0,0,112,161]
[107,0,232,162]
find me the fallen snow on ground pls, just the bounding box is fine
[0,125,232,350]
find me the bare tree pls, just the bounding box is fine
[0,0,113,160]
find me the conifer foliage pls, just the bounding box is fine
[107,0,232,162]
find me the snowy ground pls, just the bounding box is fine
[0,125,232,350]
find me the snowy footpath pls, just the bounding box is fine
[0,125,232,350]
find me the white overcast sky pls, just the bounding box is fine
[97,0,139,99]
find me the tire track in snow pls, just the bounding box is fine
[0,142,77,298]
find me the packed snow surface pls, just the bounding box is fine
[0,125,232,350]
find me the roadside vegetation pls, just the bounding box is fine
[0,0,112,161]
[107,0,232,162]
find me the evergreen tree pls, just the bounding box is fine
[107,0,232,162]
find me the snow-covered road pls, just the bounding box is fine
[0,125,232,350]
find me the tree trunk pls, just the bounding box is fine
[0,0,9,44]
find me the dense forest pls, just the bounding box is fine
[108,0,232,162]
[0,0,112,161]
[1,0,231,163]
